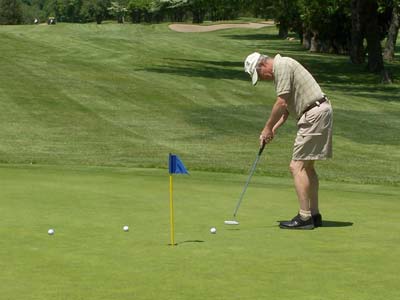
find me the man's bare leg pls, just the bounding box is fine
[278,160,316,229]
[307,165,319,215]
[289,160,318,218]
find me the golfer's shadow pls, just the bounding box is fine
[320,220,354,227]
[275,220,354,228]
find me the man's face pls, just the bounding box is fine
[257,61,274,81]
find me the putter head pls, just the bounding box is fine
[224,220,239,225]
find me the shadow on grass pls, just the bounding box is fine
[165,58,243,68]
[144,54,399,92]
[143,58,246,81]
[222,32,399,87]
[276,220,354,228]
[183,104,266,139]
[223,33,283,41]
[292,55,400,89]
[226,34,398,87]
[178,240,205,245]
[321,220,354,227]
[222,33,306,52]
[333,109,399,145]
[327,84,400,102]
[181,104,399,145]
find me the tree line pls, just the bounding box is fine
[0,0,258,25]
[1,0,398,81]
[274,0,399,81]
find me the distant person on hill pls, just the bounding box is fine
[244,52,333,230]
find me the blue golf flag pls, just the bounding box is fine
[168,154,189,246]
[169,154,189,175]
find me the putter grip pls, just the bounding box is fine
[258,143,266,156]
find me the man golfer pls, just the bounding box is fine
[244,52,333,229]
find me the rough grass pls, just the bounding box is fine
[0,23,399,185]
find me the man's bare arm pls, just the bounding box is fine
[259,95,289,145]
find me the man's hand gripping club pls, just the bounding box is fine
[259,95,289,147]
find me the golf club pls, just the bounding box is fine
[224,142,266,225]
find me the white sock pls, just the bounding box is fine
[299,209,311,221]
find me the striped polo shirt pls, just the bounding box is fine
[273,54,324,119]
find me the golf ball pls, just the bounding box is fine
[48,229,55,235]
[210,227,217,234]
[123,225,129,232]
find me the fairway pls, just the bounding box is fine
[0,165,399,300]
[0,23,399,184]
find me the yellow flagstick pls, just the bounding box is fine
[169,174,175,246]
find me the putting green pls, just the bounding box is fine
[0,165,398,300]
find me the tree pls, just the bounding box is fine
[383,1,399,60]
[350,0,392,82]
[128,0,150,23]
[350,0,365,63]
[149,0,184,23]
[0,0,23,24]
[42,0,61,21]
[302,0,351,53]
[364,0,384,73]
[65,0,83,22]
[188,0,206,23]
[272,0,300,39]
[108,0,127,22]
[80,0,110,23]
[249,0,273,19]
[350,0,385,71]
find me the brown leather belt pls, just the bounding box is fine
[302,97,327,115]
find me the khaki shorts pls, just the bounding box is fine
[293,101,333,160]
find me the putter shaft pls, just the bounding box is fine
[233,144,266,218]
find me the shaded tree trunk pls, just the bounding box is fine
[321,40,334,53]
[350,0,365,64]
[350,0,391,82]
[364,0,384,73]
[278,24,288,39]
[302,28,311,50]
[309,31,321,52]
[96,15,103,24]
[143,11,151,23]
[192,9,206,23]
[130,10,141,23]
[383,4,399,61]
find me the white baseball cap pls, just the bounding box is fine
[244,52,265,86]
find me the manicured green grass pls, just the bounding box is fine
[0,165,399,300]
[0,23,399,299]
[0,23,399,184]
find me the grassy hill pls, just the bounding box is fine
[0,23,399,184]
